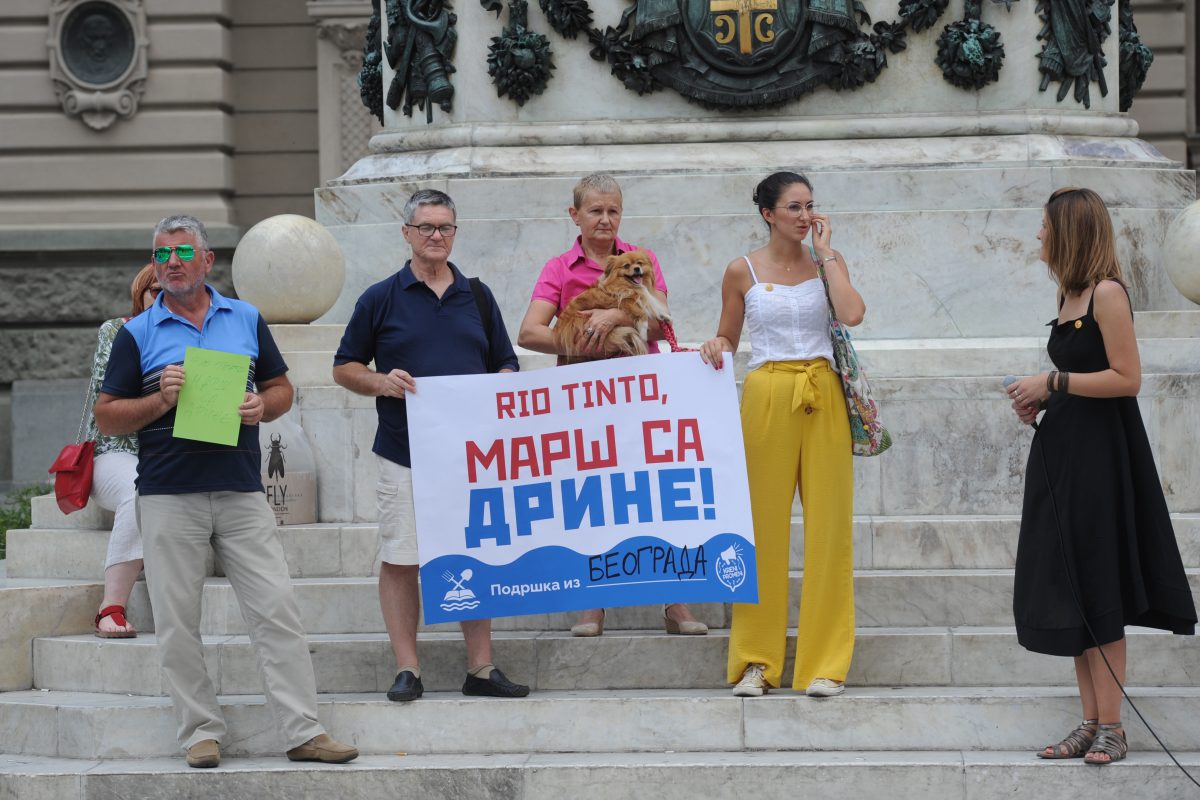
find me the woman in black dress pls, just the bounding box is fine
[1006,188,1196,765]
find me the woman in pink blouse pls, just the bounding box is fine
[517,173,707,637]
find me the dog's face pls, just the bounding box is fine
[602,250,654,287]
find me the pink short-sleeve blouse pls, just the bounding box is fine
[530,236,669,353]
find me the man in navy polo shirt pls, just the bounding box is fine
[333,189,531,702]
[94,214,357,769]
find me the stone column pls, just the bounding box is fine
[309,1,382,184]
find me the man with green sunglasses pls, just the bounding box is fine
[94,214,358,769]
[151,243,197,263]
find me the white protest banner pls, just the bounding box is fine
[406,352,756,623]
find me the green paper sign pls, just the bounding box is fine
[173,347,251,447]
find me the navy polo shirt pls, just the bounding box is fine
[101,285,288,495]
[334,261,518,468]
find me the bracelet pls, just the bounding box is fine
[821,255,837,263]
[1060,371,1069,394]
[1046,371,1057,393]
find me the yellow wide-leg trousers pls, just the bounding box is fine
[727,359,855,690]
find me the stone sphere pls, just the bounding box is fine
[1162,200,1200,305]
[232,214,345,323]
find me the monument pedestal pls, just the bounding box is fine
[313,0,1194,339]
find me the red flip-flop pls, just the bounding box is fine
[94,605,136,639]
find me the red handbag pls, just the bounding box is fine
[48,379,98,514]
[49,440,95,514]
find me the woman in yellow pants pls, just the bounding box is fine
[701,171,865,697]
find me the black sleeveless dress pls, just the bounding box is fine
[1013,287,1197,657]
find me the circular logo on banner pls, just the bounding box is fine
[715,543,747,592]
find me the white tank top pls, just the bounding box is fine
[742,255,835,372]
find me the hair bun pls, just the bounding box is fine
[751,190,760,205]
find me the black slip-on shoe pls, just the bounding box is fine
[386,670,424,702]
[462,666,530,698]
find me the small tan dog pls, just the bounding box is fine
[555,250,670,360]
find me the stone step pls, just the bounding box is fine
[28,493,112,530]
[331,310,1174,342]
[270,310,1200,374]
[1134,310,1200,339]
[270,323,345,352]
[298,371,1200,522]
[2,523,376,580]
[3,687,1200,759]
[117,571,1200,636]
[0,576,100,692]
[12,514,1199,580]
[32,626,1200,697]
[279,337,1199,388]
[3,750,1199,800]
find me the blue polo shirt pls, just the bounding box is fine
[101,285,288,495]
[334,262,518,468]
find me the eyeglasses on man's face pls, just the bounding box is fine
[406,223,458,238]
[151,245,197,263]
[773,203,820,218]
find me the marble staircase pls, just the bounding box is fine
[1,312,1198,798]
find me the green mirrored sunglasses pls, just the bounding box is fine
[152,244,196,263]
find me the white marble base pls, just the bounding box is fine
[315,137,1195,341]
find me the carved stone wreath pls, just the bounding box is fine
[46,0,149,130]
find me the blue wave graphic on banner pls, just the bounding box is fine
[421,532,757,624]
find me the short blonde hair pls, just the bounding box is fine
[1042,187,1125,294]
[572,173,623,209]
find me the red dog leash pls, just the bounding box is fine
[659,320,695,352]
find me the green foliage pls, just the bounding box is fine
[0,484,50,561]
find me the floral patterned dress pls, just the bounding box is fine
[86,318,138,457]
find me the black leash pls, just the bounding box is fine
[1033,428,1199,788]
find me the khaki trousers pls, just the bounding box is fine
[138,491,324,751]
[727,360,856,689]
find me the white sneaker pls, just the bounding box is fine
[732,664,768,697]
[806,678,845,697]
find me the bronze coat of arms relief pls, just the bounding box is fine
[632,0,866,106]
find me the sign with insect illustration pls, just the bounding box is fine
[258,416,317,526]
[406,352,756,623]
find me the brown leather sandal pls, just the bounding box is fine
[94,605,136,639]
[1036,719,1097,759]
[1084,723,1127,765]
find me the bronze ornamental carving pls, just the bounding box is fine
[357,0,1156,119]
[592,0,878,107]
